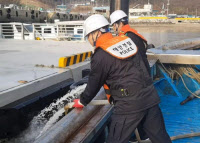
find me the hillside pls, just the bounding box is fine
[0,0,199,15]
[130,0,200,15]
[0,0,59,9]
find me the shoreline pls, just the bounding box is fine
[131,23,200,27]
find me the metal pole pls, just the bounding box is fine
[21,23,24,40]
[110,0,129,16]
[120,0,130,16]
[33,24,35,40]
[167,0,170,16]
[115,0,120,10]
[110,0,115,15]
[0,24,2,38]
[196,8,198,17]
[57,24,59,40]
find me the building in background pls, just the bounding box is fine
[56,4,67,13]
[129,3,153,18]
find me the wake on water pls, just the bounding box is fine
[8,84,87,143]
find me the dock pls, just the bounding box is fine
[0,39,92,108]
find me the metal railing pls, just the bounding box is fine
[0,22,85,41]
[32,23,84,41]
[0,23,26,39]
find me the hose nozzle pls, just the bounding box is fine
[180,94,195,105]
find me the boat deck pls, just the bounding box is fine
[155,65,200,143]
[160,94,200,143]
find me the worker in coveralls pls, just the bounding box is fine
[71,14,172,143]
[109,10,155,141]
[110,10,152,76]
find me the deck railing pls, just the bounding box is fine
[0,22,85,41]
[0,23,26,39]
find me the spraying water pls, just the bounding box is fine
[8,84,87,143]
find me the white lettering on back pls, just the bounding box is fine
[106,38,138,59]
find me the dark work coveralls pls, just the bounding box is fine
[119,24,153,140]
[119,24,151,75]
[80,33,171,143]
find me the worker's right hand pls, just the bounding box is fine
[72,99,84,108]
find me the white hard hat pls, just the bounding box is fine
[84,14,109,37]
[110,10,127,25]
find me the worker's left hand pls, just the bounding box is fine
[72,99,84,108]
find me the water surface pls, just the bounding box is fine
[133,24,200,47]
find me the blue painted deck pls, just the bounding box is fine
[154,65,200,143]
[160,95,200,143]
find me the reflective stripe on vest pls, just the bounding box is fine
[98,35,138,59]
[119,25,147,43]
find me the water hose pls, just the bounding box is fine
[180,94,196,105]
[180,89,200,105]
[64,100,110,115]
[70,76,89,90]
[64,100,142,143]
[170,132,200,141]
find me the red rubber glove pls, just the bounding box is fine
[72,99,84,108]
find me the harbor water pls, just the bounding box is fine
[133,24,200,47]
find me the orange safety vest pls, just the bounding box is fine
[96,33,139,103]
[119,24,147,43]
[97,34,138,59]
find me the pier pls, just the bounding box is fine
[0,39,92,108]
